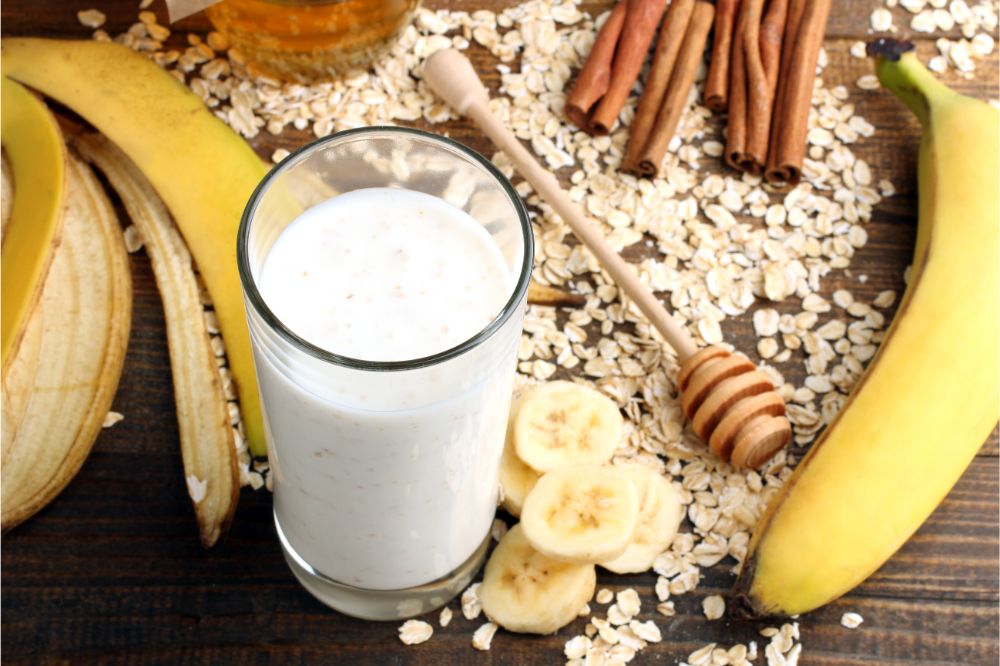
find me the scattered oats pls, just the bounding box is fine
[77,8,106,28]
[606,603,630,625]
[596,588,614,604]
[119,224,145,253]
[461,582,482,620]
[632,619,663,643]
[753,308,781,336]
[702,594,725,620]
[565,635,591,659]
[817,319,847,340]
[616,588,641,618]
[102,411,125,428]
[871,7,895,30]
[185,474,207,504]
[856,74,881,90]
[271,148,290,163]
[471,621,497,650]
[758,337,779,359]
[873,290,897,308]
[802,294,831,313]
[398,619,433,645]
[850,41,868,58]
[656,601,676,616]
[688,642,717,665]
[841,611,864,629]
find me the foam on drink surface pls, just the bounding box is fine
[260,187,511,361]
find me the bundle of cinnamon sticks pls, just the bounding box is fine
[566,0,715,177]
[712,0,832,184]
[565,0,832,185]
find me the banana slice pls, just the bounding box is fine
[520,465,639,564]
[479,524,596,635]
[513,381,623,472]
[599,464,683,574]
[499,433,540,518]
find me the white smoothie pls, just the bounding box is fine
[255,187,518,590]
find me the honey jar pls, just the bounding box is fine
[205,0,419,82]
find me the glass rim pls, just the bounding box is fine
[237,125,534,372]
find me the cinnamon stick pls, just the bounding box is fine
[724,0,755,170]
[564,2,628,130]
[635,0,715,177]
[764,0,832,185]
[589,0,667,136]
[764,0,805,181]
[621,0,696,175]
[705,0,741,112]
[742,0,788,173]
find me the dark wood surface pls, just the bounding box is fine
[2,0,998,663]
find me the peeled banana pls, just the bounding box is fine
[479,524,596,635]
[2,38,269,457]
[731,43,999,618]
[513,381,623,472]
[521,464,639,564]
[1,153,131,529]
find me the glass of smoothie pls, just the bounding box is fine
[237,127,532,620]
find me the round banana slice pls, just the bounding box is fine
[499,434,540,518]
[480,524,596,635]
[599,464,683,574]
[520,465,639,564]
[513,381,623,472]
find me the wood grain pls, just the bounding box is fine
[2,0,998,663]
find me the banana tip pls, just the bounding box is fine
[866,38,915,61]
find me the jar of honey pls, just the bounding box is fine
[205,0,419,82]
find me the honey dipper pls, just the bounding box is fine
[424,49,791,469]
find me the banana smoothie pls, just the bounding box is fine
[254,187,518,593]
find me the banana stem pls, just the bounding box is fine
[867,39,955,127]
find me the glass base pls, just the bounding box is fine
[275,514,489,621]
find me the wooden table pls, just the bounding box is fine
[2,1,998,663]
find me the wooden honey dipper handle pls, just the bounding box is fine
[423,49,791,469]
[423,49,699,361]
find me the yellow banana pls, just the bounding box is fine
[731,40,999,618]
[2,39,269,457]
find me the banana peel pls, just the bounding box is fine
[1,153,13,238]
[2,38,269,457]
[75,132,239,548]
[1,152,131,530]
[1,77,67,370]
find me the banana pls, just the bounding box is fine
[599,464,683,574]
[498,400,540,517]
[731,42,999,618]
[2,38,269,457]
[1,77,66,369]
[513,381,623,472]
[479,524,596,634]
[520,464,639,564]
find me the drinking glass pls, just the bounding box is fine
[237,126,532,620]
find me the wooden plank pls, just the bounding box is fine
[1,0,998,663]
